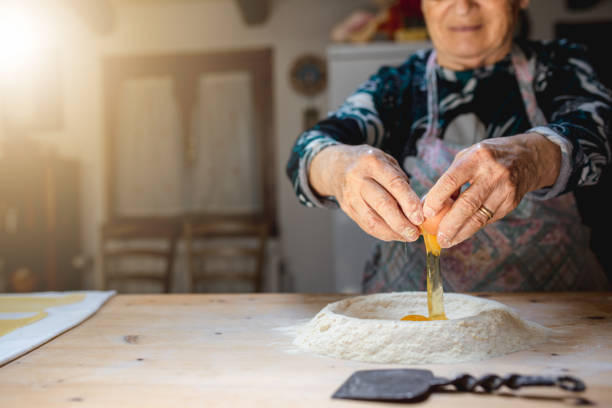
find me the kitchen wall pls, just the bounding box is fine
[528,0,612,40]
[20,0,374,293]
[15,0,612,293]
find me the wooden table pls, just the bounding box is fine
[0,293,610,407]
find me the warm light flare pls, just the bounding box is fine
[0,5,48,75]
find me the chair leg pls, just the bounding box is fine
[255,223,268,293]
[184,222,196,293]
[100,237,107,291]
[163,236,178,293]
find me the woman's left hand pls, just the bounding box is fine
[422,133,562,248]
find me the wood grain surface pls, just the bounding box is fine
[0,292,610,407]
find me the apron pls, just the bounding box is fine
[363,46,609,293]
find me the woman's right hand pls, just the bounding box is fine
[309,144,424,242]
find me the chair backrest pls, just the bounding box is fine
[183,216,268,292]
[100,219,179,293]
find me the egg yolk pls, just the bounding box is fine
[400,314,429,321]
[400,199,452,322]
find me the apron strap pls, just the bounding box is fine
[510,44,548,127]
[425,50,439,139]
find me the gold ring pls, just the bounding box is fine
[477,205,494,220]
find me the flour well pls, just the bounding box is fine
[293,292,551,364]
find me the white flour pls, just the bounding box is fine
[293,292,551,364]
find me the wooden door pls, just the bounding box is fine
[103,49,276,232]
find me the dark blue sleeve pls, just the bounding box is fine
[534,40,612,194]
[285,60,415,208]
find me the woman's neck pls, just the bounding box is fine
[436,41,514,71]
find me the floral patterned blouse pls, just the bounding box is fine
[287,39,611,209]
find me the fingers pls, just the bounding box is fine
[368,152,424,226]
[422,150,475,220]
[437,183,502,247]
[449,201,499,247]
[344,198,406,242]
[425,139,531,248]
[335,146,422,242]
[360,179,420,241]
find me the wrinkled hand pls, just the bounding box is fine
[422,133,561,248]
[309,145,423,242]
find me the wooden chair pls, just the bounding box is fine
[100,219,179,293]
[183,215,268,293]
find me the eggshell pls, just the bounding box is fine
[421,199,453,236]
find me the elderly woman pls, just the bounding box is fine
[287,0,611,292]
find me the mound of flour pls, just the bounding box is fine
[293,292,551,364]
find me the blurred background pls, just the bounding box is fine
[0,0,610,295]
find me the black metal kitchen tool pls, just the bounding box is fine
[332,369,585,403]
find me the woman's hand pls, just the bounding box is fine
[309,145,424,242]
[422,133,562,248]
